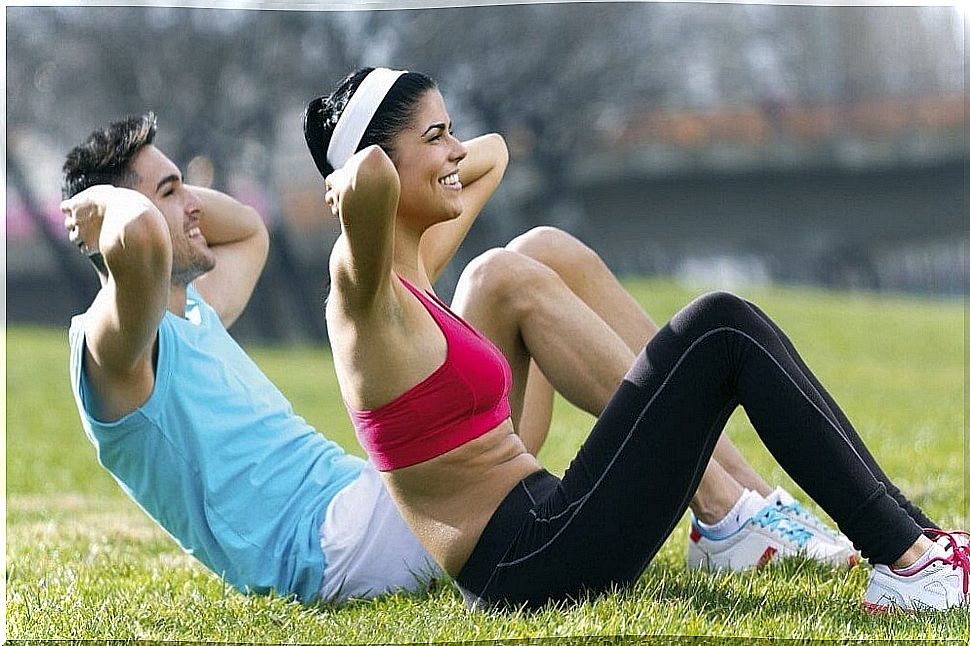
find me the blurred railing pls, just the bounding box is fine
[607,94,964,148]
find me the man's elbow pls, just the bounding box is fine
[251,217,270,270]
[103,208,172,277]
[231,202,270,269]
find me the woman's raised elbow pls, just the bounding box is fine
[355,146,396,182]
[352,146,400,207]
[488,133,510,164]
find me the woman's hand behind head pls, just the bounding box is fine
[325,145,400,225]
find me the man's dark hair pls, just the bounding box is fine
[303,68,437,178]
[62,112,158,199]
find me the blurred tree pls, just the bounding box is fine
[352,2,677,271]
[6,7,386,340]
[7,5,965,332]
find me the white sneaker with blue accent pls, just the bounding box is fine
[863,529,970,613]
[687,505,859,572]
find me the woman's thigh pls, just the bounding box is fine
[469,333,739,607]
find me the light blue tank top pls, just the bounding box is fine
[68,285,365,602]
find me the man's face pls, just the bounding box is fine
[129,145,215,285]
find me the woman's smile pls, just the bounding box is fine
[439,171,462,191]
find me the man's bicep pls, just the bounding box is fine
[80,287,160,421]
[85,270,166,370]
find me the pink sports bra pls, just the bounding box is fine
[346,276,513,471]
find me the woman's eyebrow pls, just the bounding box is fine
[422,122,448,137]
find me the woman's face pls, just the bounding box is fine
[390,89,468,226]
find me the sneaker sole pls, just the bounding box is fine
[863,600,933,615]
[689,542,857,571]
[862,601,895,614]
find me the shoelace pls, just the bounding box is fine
[751,506,814,548]
[779,500,841,539]
[925,528,970,596]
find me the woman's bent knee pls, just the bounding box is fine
[506,227,602,271]
[673,291,753,331]
[693,291,746,313]
[506,226,572,255]
[456,248,560,312]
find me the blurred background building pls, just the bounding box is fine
[6,3,966,341]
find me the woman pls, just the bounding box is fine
[304,67,966,611]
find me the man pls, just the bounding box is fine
[63,113,852,605]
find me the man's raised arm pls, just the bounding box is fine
[62,184,172,421]
[190,186,269,328]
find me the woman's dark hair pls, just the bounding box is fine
[303,68,437,177]
[62,112,158,199]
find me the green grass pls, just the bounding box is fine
[6,278,967,641]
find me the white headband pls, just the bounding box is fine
[326,67,408,169]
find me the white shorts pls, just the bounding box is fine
[317,463,441,603]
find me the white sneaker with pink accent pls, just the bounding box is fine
[863,529,970,613]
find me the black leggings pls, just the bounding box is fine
[456,291,933,609]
